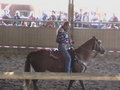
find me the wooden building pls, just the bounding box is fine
[0,3,34,17]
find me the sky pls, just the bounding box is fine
[0,0,120,16]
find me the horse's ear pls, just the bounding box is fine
[92,36,96,39]
[98,40,102,44]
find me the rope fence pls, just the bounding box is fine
[0,45,120,53]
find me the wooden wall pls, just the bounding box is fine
[0,26,120,50]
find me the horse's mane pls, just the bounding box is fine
[75,36,96,52]
[81,38,93,47]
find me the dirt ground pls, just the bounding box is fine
[0,52,120,90]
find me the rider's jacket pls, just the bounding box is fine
[56,28,70,44]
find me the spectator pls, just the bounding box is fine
[101,13,108,29]
[38,11,48,21]
[107,13,119,29]
[90,12,99,28]
[57,11,62,21]
[74,12,80,27]
[78,9,83,27]
[56,11,62,27]
[13,11,21,26]
[102,13,108,22]
[109,13,118,22]
[27,11,36,27]
[46,10,56,27]
[79,9,83,19]
[74,9,83,28]
[61,12,68,21]
[50,10,56,21]
[81,12,89,28]
[20,15,27,26]
[38,11,48,27]
[1,5,11,26]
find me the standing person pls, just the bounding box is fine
[27,11,36,27]
[13,11,21,26]
[56,21,72,72]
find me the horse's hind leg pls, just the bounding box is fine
[79,80,86,90]
[23,56,32,90]
[67,80,75,90]
[32,80,39,90]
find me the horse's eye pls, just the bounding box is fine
[98,42,100,44]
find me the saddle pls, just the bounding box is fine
[49,48,87,72]
[49,48,76,61]
[49,51,60,60]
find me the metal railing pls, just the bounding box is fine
[0,19,120,29]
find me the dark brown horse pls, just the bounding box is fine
[23,36,105,90]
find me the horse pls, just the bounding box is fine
[23,36,105,90]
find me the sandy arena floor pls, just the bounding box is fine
[0,52,120,90]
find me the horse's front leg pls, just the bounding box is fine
[67,80,75,90]
[32,79,39,90]
[79,80,86,90]
[23,80,31,90]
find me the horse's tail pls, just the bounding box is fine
[24,54,32,72]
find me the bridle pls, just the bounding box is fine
[76,39,100,58]
[73,39,101,72]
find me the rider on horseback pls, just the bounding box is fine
[56,21,73,72]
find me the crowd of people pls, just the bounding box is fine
[0,5,68,27]
[74,9,120,29]
[0,6,120,29]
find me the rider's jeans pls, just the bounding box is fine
[58,43,71,72]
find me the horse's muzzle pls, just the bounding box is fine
[100,48,105,54]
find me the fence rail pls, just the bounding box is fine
[1,72,120,81]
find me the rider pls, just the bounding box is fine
[56,21,72,72]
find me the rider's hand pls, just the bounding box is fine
[71,41,75,44]
[69,39,75,45]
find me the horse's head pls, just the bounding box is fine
[75,36,105,58]
[91,36,105,54]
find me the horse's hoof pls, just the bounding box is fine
[23,85,29,90]
[23,86,29,90]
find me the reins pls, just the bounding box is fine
[72,40,99,71]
